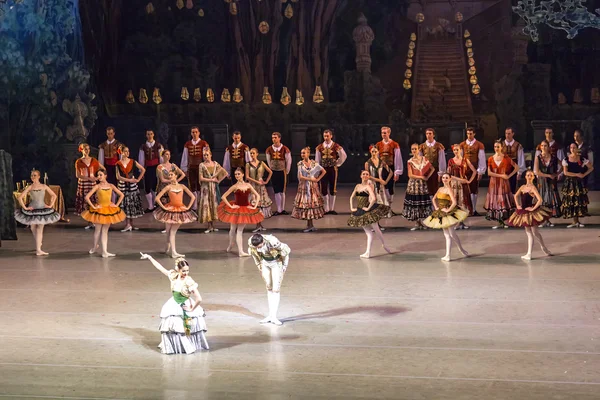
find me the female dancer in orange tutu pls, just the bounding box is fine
[154,171,197,258]
[218,167,264,257]
[81,169,125,257]
[422,173,470,261]
[507,170,552,260]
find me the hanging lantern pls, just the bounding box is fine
[465,39,473,48]
[295,89,304,106]
[126,90,135,104]
[313,86,324,103]
[152,88,162,104]
[229,2,238,15]
[280,87,292,105]
[469,75,478,85]
[403,79,411,90]
[467,48,474,57]
[198,8,204,17]
[410,32,417,41]
[176,0,184,10]
[468,66,476,75]
[221,88,231,102]
[146,2,155,14]
[193,88,201,102]
[139,88,149,104]
[262,87,272,104]
[463,29,471,38]
[408,41,415,50]
[407,49,414,58]
[591,88,600,104]
[206,88,215,103]
[404,69,412,79]
[416,13,425,23]
[573,88,584,103]
[259,21,270,34]
[455,12,463,22]
[472,84,481,95]
[233,88,243,103]
[181,87,189,101]
[284,4,293,18]
[468,57,475,66]
[557,93,567,104]
[406,59,413,68]
[186,0,193,9]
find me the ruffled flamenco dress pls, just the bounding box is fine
[14,189,61,225]
[80,187,126,224]
[153,188,198,224]
[422,192,469,229]
[347,191,391,227]
[217,188,264,225]
[506,192,551,228]
[159,271,209,354]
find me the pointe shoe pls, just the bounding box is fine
[302,227,317,233]
[204,229,212,234]
[577,223,585,228]
[121,226,132,232]
[36,250,49,256]
[410,226,419,231]
[171,252,185,258]
[360,252,370,259]
[567,223,577,228]
[84,224,94,230]
[270,318,283,326]
[259,316,271,324]
[541,247,553,256]
[521,254,532,260]
[492,225,500,229]
[441,255,451,262]
[212,228,219,232]
[89,245,99,254]
[226,244,233,253]
[251,227,262,233]
[459,248,469,257]
[102,252,116,258]
[238,252,250,257]
[383,246,392,254]
[161,229,167,234]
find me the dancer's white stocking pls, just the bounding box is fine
[361,227,373,258]
[274,194,282,213]
[522,227,533,260]
[323,195,330,212]
[145,193,154,210]
[281,193,286,212]
[90,224,102,254]
[269,291,282,325]
[227,225,236,252]
[30,225,38,251]
[164,224,172,254]
[449,227,468,256]
[372,223,391,253]
[330,195,337,212]
[532,226,551,255]
[101,224,114,258]
[471,194,478,212]
[33,225,47,255]
[169,224,183,257]
[442,228,452,261]
[236,224,248,257]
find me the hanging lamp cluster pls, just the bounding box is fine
[403,32,417,90]
[463,30,481,95]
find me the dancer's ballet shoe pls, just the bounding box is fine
[259,317,271,324]
[238,252,250,257]
[171,252,185,258]
[102,252,116,258]
[120,226,132,233]
[383,246,392,254]
[541,247,553,256]
[270,318,283,326]
[459,248,469,257]
[36,250,49,256]
[226,244,233,253]
[441,255,451,262]
[521,254,532,260]
[360,252,370,259]
[89,245,99,254]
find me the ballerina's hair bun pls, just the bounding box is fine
[175,257,189,270]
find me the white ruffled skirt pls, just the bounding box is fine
[158,297,208,354]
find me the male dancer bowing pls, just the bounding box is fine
[459,127,486,215]
[535,127,564,161]
[375,126,403,214]
[181,126,210,210]
[501,127,526,193]
[138,129,163,212]
[315,129,347,215]
[248,233,291,326]
[98,126,122,202]
[223,130,251,178]
[419,127,446,197]
[266,132,292,215]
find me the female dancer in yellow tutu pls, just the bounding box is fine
[507,170,552,260]
[81,169,126,257]
[154,171,198,258]
[422,173,470,261]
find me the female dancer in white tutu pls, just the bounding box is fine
[422,173,470,261]
[139,253,209,354]
[154,171,197,258]
[15,169,60,255]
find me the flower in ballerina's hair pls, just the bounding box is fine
[78,144,84,152]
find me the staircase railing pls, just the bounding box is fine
[410,22,424,121]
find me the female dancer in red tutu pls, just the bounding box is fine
[507,170,552,260]
[154,171,197,258]
[218,167,264,257]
